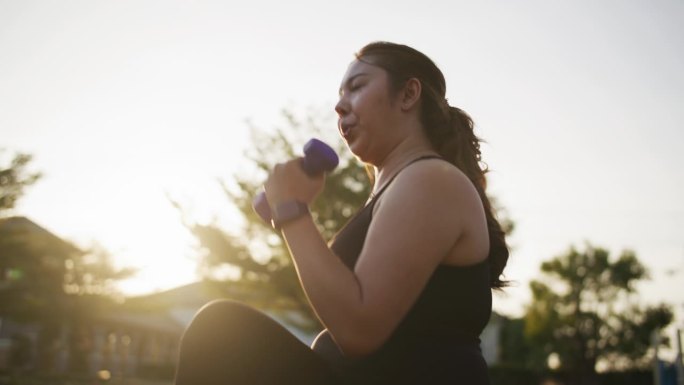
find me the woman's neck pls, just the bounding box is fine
[371,137,439,196]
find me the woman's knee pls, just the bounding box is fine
[176,300,333,385]
[182,300,266,340]
[194,299,261,324]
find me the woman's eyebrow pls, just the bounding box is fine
[338,73,368,96]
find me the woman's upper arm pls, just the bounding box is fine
[350,161,473,348]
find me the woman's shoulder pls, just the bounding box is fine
[370,158,480,221]
[394,157,475,195]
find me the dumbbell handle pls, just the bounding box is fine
[253,138,339,222]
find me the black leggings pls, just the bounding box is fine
[174,300,336,385]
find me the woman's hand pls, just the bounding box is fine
[263,158,325,208]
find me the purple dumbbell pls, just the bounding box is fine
[253,138,339,222]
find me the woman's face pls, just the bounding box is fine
[335,59,402,164]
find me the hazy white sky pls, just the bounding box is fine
[1,0,682,320]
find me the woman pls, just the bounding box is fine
[174,41,509,385]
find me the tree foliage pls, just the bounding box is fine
[0,149,42,215]
[522,243,673,380]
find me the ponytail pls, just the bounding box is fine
[419,91,509,289]
[429,105,510,289]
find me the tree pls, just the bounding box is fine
[0,149,42,215]
[523,243,673,383]
[176,109,371,331]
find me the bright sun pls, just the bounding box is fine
[85,179,237,297]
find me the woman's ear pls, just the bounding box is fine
[400,78,422,111]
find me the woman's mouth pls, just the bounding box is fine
[340,122,354,138]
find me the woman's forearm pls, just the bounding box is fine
[280,215,370,353]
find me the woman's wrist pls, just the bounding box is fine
[270,200,310,230]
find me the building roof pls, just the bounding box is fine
[0,216,80,255]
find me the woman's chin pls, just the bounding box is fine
[347,142,372,164]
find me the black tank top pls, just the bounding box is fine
[312,156,492,385]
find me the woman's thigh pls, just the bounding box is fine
[174,299,335,385]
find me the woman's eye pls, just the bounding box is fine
[350,82,363,91]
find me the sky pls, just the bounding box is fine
[1,0,683,323]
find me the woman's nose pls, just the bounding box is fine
[335,98,349,116]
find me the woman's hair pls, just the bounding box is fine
[356,41,509,289]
